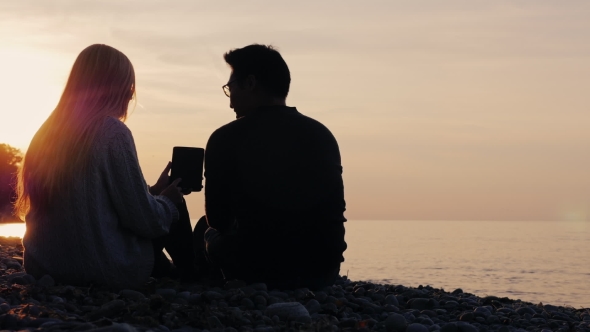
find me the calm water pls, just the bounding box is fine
[2,220,589,308]
[341,220,590,309]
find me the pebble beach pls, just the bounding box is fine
[1,236,589,332]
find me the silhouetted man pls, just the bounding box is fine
[194,44,347,289]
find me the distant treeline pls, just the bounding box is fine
[0,143,22,223]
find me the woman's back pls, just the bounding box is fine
[23,117,177,288]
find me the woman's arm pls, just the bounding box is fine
[102,118,179,239]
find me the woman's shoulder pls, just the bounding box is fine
[103,116,130,132]
[99,116,133,141]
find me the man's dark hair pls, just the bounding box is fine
[224,44,291,99]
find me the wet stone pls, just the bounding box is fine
[119,289,146,301]
[444,301,460,309]
[51,296,64,304]
[0,314,19,329]
[473,306,491,317]
[305,299,321,314]
[385,294,399,306]
[322,302,338,314]
[516,306,536,316]
[384,313,407,332]
[420,310,437,318]
[418,317,433,326]
[404,312,416,322]
[269,291,288,300]
[10,276,28,285]
[543,304,559,312]
[339,318,358,328]
[265,302,311,323]
[315,291,328,303]
[4,260,21,270]
[250,283,267,292]
[241,298,255,310]
[252,295,267,307]
[406,323,429,332]
[459,312,474,322]
[36,275,55,288]
[207,316,224,329]
[240,286,257,297]
[188,293,201,304]
[176,291,190,301]
[23,274,36,285]
[155,288,177,300]
[408,298,438,311]
[457,323,478,332]
[384,304,399,312]
[354,287,366,297]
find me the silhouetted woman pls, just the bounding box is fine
[15,44,191,288]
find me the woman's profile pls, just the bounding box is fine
[15,44,192,288]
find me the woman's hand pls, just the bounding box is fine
[160,178,184,205]
[150,162,172,195]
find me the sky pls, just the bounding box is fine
[0,0,589,221]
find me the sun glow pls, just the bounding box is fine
[0,223,26,238]
[0,47,69,151]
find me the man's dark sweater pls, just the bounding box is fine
[204,105,347,282]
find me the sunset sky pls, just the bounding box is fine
[0,1,588,221]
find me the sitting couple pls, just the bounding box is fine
[15,43,347,290]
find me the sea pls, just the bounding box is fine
[1,220,589,308]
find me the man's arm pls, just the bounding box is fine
[204,127,236,234]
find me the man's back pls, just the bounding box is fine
[204,106,347,281]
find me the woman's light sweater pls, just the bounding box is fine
[23,117,179,289]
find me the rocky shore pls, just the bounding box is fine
[1,236,589,332]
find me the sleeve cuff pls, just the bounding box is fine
[157,195,180,221]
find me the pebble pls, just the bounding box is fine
[241,298,255,310]
[440,322,458,332]
[385,313,407,332]
[459,312,474,322]
[269,291,288,300]
[156,288,177,300]
[516,306,536,315]
[250,283,267,291]
[207,316,223,329]
[408,298,438,310]
[265,302,311,323]
[119,289,146,300]
[457,323,478,332]
[36,274,55,288]
[252,295,267,307]
[406,323,429,332]
[305,299,321,314]
[385,294,399,306]
[487,314,501,324]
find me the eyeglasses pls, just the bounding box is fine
[222,80,237,97]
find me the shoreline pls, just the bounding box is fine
[1,236,589,332]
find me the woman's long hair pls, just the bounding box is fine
[15,44,136,220]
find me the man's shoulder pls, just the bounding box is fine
[206,118,247,148]
[294,111,336,138]
[210,118,243,137]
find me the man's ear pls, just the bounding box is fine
[245,74,257,91]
